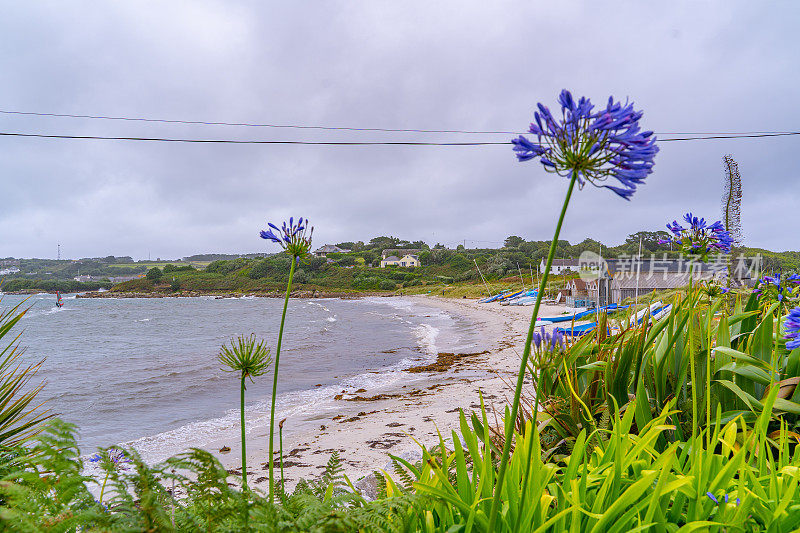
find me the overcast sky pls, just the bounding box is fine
[1,1,797,259]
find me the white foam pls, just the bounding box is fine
[118,353,429,465]
[307,301,330,312]
[413,323,440,355]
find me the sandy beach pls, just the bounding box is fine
[213,295,577,496]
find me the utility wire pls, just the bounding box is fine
[1,130,799,145]
[0,109,796,137]
[0,132,502,145]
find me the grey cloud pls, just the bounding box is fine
[0,0,798,259]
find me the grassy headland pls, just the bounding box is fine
[100,232,799,297]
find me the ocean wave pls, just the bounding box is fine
[117,350,433,464]
[413,323,440,355]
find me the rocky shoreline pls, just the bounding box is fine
[75,290,391,299]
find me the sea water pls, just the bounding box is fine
[0,293,483,462]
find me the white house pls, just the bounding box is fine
[539,258,580,275]
[380,254,421,268]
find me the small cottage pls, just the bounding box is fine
[313,244,351,258]
[380,254,421,268]
[540,258,580,275]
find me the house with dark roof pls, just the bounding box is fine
[313,244,351,258]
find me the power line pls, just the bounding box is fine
[0,109,796,137]
[0,110,521,135]
[0,132,503,145]
[0,130,799,145]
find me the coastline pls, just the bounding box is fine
[209,295,576,495]
[75,290,391,299]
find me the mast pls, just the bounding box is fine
[517,262,526,291]
[474,259,492,297]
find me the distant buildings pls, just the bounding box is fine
[313,244,351,258]
[552,254,755,306]
[380,253,421,268]
[609,271,725,303]
[539,258,583,275]
[0,267,20,275]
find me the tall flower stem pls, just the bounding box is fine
[240,375,248,491]
[706,303,713,447]
[688,265,698,442]
[268,258,296,503]
[488,172,578,533]
[240,375,249,529]
[99,473,110,503]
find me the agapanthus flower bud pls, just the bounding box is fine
[532,326,565,355]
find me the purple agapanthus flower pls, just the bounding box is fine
[260,217,314,259]
[657,213,733,261]
[531,326,565,355]
[755,273,797,303]
[512,89,659,200]
[784,307,800,350]
[89,448,131,468]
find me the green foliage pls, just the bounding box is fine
[249,255,293,280]
[0,422,419,531]
[0,420,106,531]
[146,267,163,282]
[162,264,196,273]
[335,255,356,267]
[169,277,181,292]
[205,257,252,275]
[528,291,800,449]
[504,235,525,248]
[0,301,52,447]
[294,268,309,284]
[384,393,800,531]
[360,251,378,266]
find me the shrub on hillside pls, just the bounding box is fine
[163,264,196,273]
[206,258,252,275]
[293,269,308,284]
[379,280,396,290]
